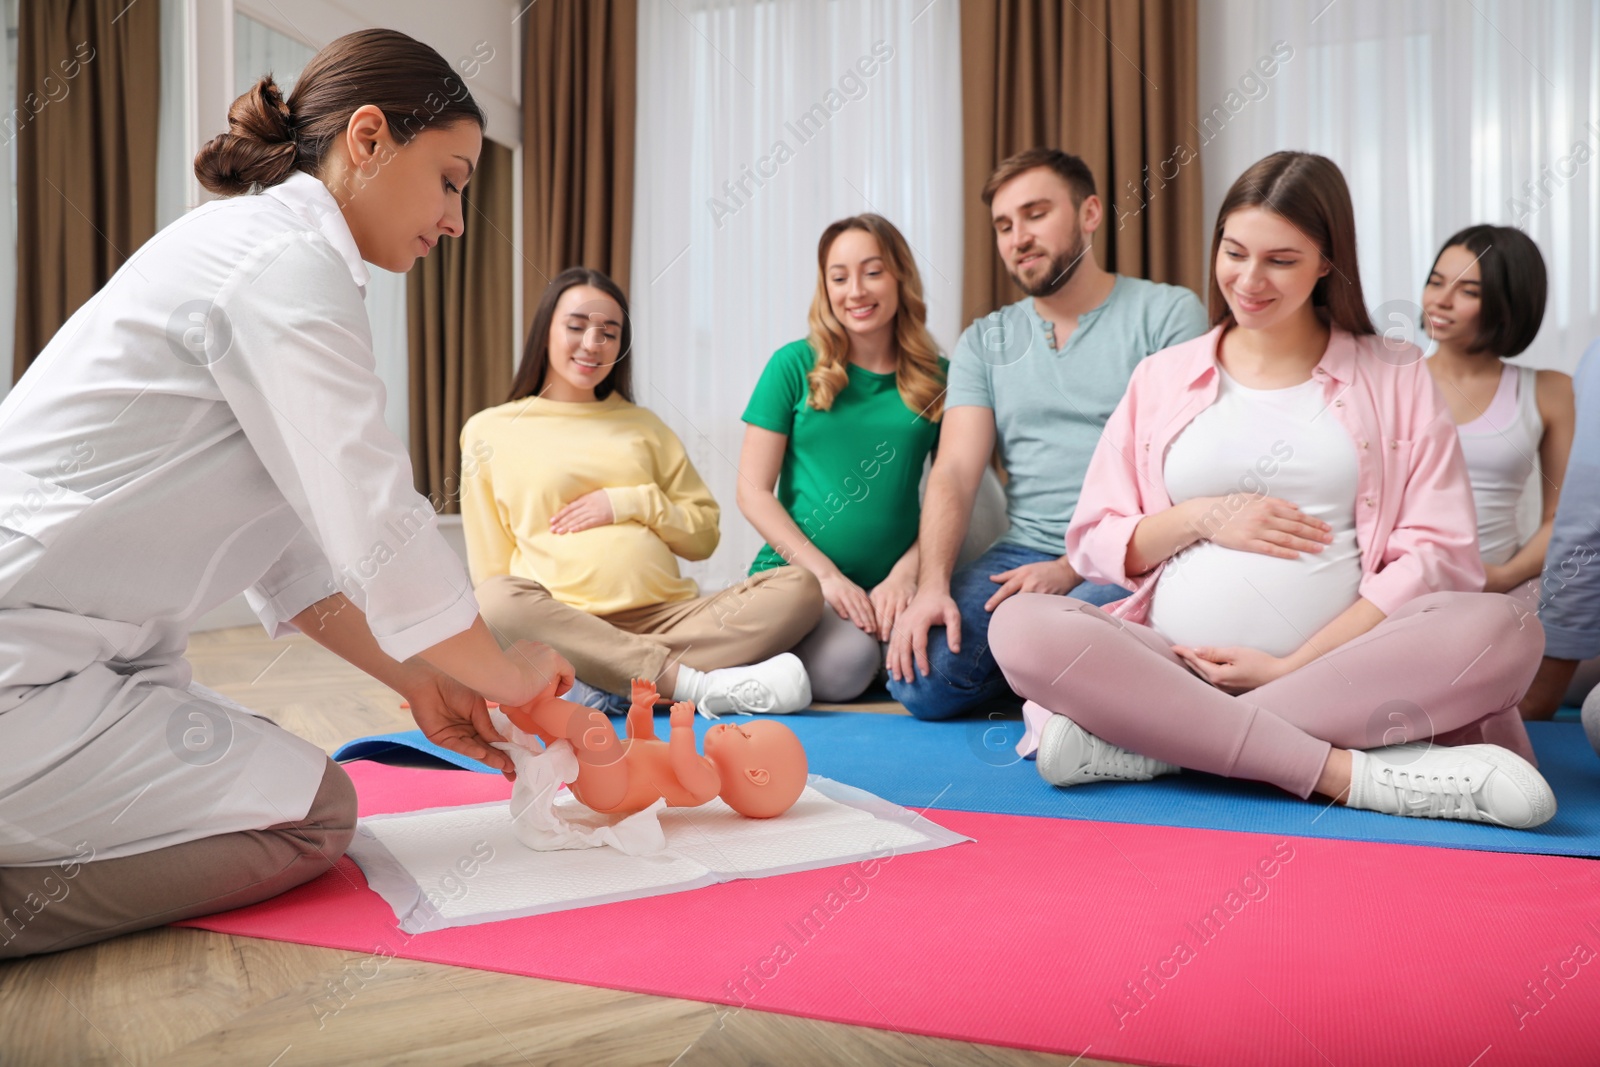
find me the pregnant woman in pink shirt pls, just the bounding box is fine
[989,152,1556,828]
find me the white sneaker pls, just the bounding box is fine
[698,653,812,715]
[1347,743,1556,829]
[1033,704,1180,787]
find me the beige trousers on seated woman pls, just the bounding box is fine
[475,566,824,696]
[0,758,356,959]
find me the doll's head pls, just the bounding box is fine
[704,720,808,818]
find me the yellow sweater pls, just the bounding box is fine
[459,395,720,615]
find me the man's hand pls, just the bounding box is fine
[887,589,961,683]
[403,669,515,779]
[1172,644,1291,694]
[550,489,615,534]
[983,557,1081,612]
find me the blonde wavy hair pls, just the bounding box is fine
[806,214,945,420]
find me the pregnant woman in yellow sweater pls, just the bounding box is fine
[461,268,823,714]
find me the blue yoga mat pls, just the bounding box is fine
[334,712,1600,858]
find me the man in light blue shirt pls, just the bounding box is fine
[1520,340,1600,746]
[887,148,1208,720]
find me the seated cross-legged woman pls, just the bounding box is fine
[737,214,947,702]
[462,268,823,715]
[990,152,1556,828]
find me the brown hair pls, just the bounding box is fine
[509,267,635,403]
[980,147,1096,208]
[1429,224,1547,357]
[1208,151,1374,335]
[806,215,945,420]
[194,28,486,196]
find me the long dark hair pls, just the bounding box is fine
[195,28,486,196]
[1208,151,1374,335]
[508,268,635,403]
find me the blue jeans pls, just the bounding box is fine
[886,541,1129,721]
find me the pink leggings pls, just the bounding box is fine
[989,592,1543,799]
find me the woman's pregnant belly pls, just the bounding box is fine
[1148,532,1363,657]
[523,523,696,614]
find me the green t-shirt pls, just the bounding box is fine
[742,340,946,589]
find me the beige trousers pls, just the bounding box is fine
[475,567,824,695]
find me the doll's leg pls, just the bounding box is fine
[530,700,631,812]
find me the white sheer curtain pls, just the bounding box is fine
[1199,0,1600,373]
[631,0,964,590]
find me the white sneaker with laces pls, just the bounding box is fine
[698,653,812,715]
[1347,743,1556,829]
[1032,703,1180,787]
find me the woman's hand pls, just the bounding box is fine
[868,572,916,642]
[403,669,516,779]
[506,639,575,705]
[1172,644,1291,694]
[1203,496,1332,559]
[820,572,876,633]
[550,489,615,534]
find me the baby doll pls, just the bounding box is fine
[500,679,808,818]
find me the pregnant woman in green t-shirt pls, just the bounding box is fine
[737,214,947,701]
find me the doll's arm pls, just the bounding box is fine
[626,679,661,741]
[667,701,721,804]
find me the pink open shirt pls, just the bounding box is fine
[1066,325,1484,627]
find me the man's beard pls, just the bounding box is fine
[1011,231,1087,298]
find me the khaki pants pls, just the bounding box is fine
[0,758,356,959]
[475,567,824,695]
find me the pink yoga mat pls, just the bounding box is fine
[179,762,1600,1066]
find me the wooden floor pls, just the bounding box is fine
[0,627,1124,1066]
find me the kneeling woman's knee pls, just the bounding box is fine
[301,759,358,860]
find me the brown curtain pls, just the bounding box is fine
[13,0,160,381]
[521,0,636,312]
[407,140,516,513]
[960,0,1203,324]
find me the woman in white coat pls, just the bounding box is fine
[0,29,573,957]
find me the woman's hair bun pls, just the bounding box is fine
[193,75,300,196]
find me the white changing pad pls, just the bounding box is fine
[346,776,971,933]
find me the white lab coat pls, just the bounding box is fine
[0,173,479,867]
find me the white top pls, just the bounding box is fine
[1456,363,1543,567]
[1148,368,1363,657]
[0,173,478,864]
